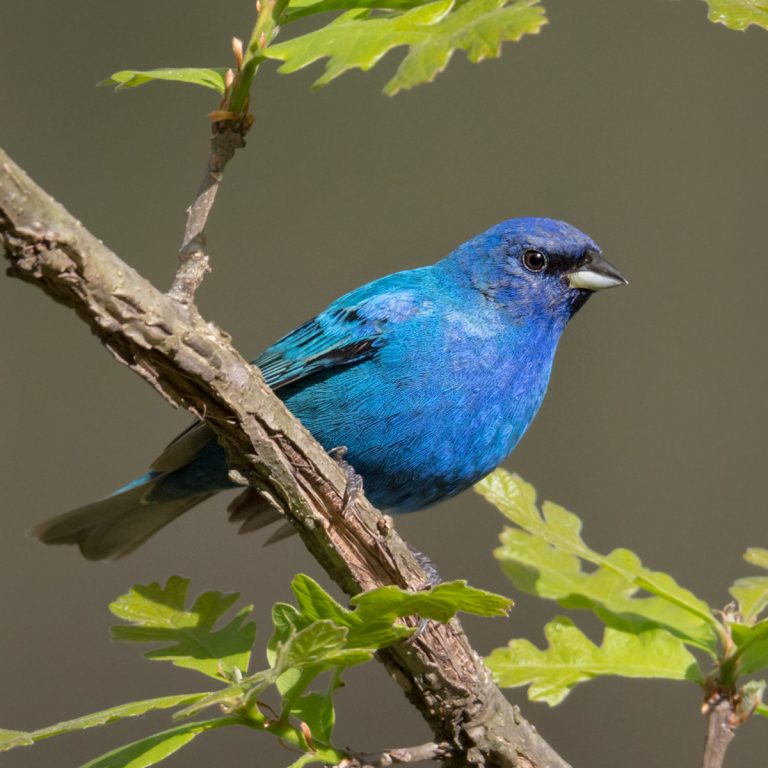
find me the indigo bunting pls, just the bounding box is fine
[35,217,625,559]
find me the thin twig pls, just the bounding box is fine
[168,119,249,304]
[703,696,737,768]
[340,741,451,766]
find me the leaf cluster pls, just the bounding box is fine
[0,575,510,767]
[99,0,766,108]
[476,469,768,723]
[102,0,547,98]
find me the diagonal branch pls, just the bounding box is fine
[0,146,570,768]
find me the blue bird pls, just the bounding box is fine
[34,217,625,559]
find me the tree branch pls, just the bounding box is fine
[343,740,451,766]
[703,696,736,768]
[0,146,570,768]
[168,119,249,304]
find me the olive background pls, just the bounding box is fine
[1,1,766,766]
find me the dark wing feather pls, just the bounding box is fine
[255,313,382,390]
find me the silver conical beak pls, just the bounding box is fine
[567,250,628,291]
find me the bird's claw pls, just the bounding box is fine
[405,616,432,645]
[403,544,443,645]
[408,543,442,589]
[330,445,364,515]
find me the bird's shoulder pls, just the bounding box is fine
[254,267,434,389]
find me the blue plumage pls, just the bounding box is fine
[34,217,625,559]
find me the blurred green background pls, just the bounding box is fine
[1,1,766,766]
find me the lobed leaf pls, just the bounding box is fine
[352,580,512,623]
[291,688,338,746]
[704,0,768,30]
[730,576,768,623]
[272,574,509,656]
[268,576,409,660]
[487,616,701,705]
[283,0,429,22]
[476,470,718,653]
[729,549,768,622]
[745,548,768,570]
[0,695,207,752]
[731,620,768,676]
[80,718,239,768]
[275,620,372,673]
[110,576,256,681]
[266,0,547,95]
[101,68,229,93]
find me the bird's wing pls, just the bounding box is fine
[150,420,214,472]
[257,300,396,389]
[150,276,427,473]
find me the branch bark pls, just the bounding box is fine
[345,740,451,766]
[703,697,736,768]
[169,119,248,303]
[0,146,570,768]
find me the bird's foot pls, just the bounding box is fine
[408,543,442,588]
[329,446,364,516]
[405,544,443,645]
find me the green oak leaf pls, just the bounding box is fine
[745,548,768,570]
[110,576,256,681]
[351,580,512,623]
[291,689,337,746]
[101,68,229,93]
[273,574,509,654]
[729,549,768,622]
[275,620,371,672]
[475,470,718,653]
[80,718,239,768]
[283,0,428,22]
[266,0,547,95]
[0,695,207,752]
[731,619,768,676]
[181,574,509,720]
[704,0,768,30]
[730,576,768,623]
[267,576,410,662]
[487,616,701,705]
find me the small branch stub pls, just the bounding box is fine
[168,121,248,304]
[167,33,254,306]
[340,741,451,767]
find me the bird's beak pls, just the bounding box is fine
[567,250,628,291]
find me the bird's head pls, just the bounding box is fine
[444,217,626,329]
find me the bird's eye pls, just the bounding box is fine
[523,249,547,273]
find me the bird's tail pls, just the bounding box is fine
[32,473,214,561]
